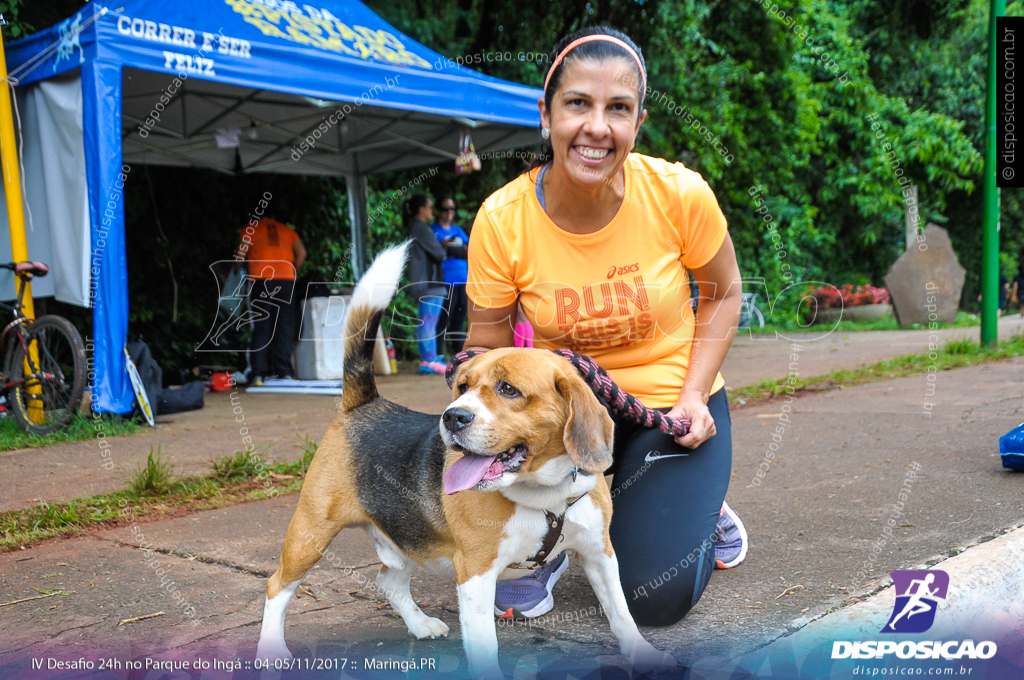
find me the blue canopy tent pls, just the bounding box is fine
[4,0,543,415]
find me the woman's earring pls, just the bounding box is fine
[540,128,550,140]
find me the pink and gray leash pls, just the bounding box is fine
[444,349,691,438]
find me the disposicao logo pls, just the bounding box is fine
[881,569,948,634]
[831,569,997,661]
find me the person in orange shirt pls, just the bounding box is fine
[236,216,307,385]
[464,27,746,626]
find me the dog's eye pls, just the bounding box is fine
[457,383,468,394]
[497,381,520,398]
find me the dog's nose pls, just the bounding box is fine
[443,408,474,433]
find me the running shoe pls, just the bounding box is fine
[419,361,446,374]
[494,550,568,619]
[713,501,748,569]
[251,375,265,387]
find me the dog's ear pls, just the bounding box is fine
[556,369,614,474]
[450,356,476,397]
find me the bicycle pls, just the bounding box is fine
[739,292,765,329]
[0,261,86,435]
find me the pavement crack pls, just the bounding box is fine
[2,619,106,654]
[53,619,107,637]
[111,542,274,578]
[109,541,383,581]
[184,619,263,645]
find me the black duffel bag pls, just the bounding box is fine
[157,381,205,415]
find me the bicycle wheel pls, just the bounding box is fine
[752,305,766,329]
[8,315,86,435]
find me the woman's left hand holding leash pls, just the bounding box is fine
[667,391,716,449]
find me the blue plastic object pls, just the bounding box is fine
[999,422,1024,471]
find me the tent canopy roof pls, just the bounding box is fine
[9,0,544,175]
[3,0,546,414]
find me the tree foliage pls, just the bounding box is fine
[367,0,985,294]
[10,0,1011,373]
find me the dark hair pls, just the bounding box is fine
[406,194,430,221]
[530,26,647,170]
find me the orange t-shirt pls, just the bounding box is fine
[466,153,728,408]
[242,218,300,280]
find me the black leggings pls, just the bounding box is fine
[250,278,296,377]
[436,283,469,351]
[604,388,732,627]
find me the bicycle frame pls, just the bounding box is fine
[0,268,44,420]
[0,268,32,319]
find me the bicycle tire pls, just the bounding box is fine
[752,306,766,329]
[8,315,87,436]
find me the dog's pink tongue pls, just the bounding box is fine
[444,454,499,494]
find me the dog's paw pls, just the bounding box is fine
[628,646,679,677]
[407,616,449,640]
[256,639,294,663]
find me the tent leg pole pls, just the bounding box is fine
[346,173,368,278]
[0,31,35,319]
[0,29,44,424]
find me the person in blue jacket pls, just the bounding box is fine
[432,196,470,357]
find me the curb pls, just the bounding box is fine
[748,525,1024,661]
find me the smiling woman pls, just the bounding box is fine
[463,25,747,626]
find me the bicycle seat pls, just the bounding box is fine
[13,262,49,278]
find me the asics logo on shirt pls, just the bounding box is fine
[644,451,688,462]
[606,263,640,279]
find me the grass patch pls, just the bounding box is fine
[0,413,143,452]
[730,332,1024,405]
[0,436,318,552]
[208,434,317,481]
[123,446,176,495]
[746,310,981,335]
[209,448,260,480]
[272,433,318,477]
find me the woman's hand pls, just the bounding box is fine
[667,391,716,449]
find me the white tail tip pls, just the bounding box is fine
[350,242,410,311]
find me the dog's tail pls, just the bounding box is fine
[342,242,409,412]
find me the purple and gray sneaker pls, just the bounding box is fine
[714,501,749,569]
[494,550,569,619]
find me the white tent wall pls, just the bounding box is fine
[0,71,91,307]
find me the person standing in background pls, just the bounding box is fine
[432,197,470,357]
[236,216,306,386]
[1013,259,1024,317]
[406,194,448,374]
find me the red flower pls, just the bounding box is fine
[804,284,890,310]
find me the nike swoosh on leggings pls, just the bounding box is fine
[644,451,689,462]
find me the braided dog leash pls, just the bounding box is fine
[444,349,691,438]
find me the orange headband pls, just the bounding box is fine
[542,35,646,98]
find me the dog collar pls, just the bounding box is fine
[568,464,592,483]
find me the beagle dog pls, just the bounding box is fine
[256,243,678,678]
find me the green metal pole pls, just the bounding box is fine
[982,0,1005,347]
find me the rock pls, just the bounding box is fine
[883,224,965,325]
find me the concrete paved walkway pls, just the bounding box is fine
[3,316,1022,514]
[1,354,1021,677]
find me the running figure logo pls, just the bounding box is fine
[880,570,949,634]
